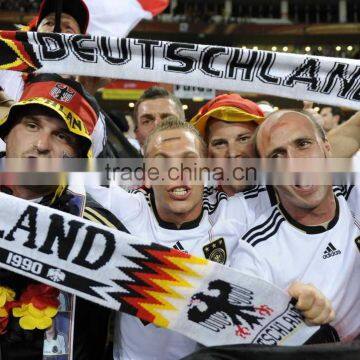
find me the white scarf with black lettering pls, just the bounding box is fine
[0,191,319,347]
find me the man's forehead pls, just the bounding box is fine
[148,129,199,154]
[154,129,193,145]
[208,118,257,137]
[261,111,311,135]
[140,98,175,111]
[43,12,79,24]
[257,111,314,152]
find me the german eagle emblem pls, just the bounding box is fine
[187,279,273,338]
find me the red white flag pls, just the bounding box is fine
[85,0,169,37]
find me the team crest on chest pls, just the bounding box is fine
[355,236,360,253]
[203,238,227,264]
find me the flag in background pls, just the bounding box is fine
[85,0,169,37]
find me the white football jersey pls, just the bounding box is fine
[231,185,277,222]
[239,186,360,341]
[86,185,270,360]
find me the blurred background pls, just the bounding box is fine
[1,0,358,125]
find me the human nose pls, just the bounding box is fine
[36,131,52,153]
[288,146,306,159]
[228,142,244,158]
[154,115,162,127]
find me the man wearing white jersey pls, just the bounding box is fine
[239,109,360,342]
[88,117,335,360]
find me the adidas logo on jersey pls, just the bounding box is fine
[323,242,341,259]
[173,241,187,253]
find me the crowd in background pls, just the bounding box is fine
[0,0,40,12]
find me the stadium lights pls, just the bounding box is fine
[128,102,135,108]
[305,46,311,52]
[336,46,342,51]
[347,45,353,51]
[182,104,188,110]
[253,46,258,50]
[271,46,277,51]
[283,46,288,52]
[317,46,323,51]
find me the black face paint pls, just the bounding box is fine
[54,0,64,33]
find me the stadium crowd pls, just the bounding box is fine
[0,0,359,360]
[0,0,40,12]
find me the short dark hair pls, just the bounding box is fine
[133,86,185,125]
[320,106,344,123]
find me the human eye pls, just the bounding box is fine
[44,19,55,27]
[64,25,75,33]
[56,131,74,144]
[270,151,285,159]
[24,120,39,131]
[297,138,312,149]
[211,139,227,148]
[237,135,251,143]
[142,117,154,125]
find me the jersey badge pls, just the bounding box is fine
[203,238,227,264]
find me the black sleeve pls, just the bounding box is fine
[73,298,112,360]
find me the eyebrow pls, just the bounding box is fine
[265,146,285,158]
[22,115,39,121]
[265,136,313,157]
[22,115,72,133]
[140,112,173,118]
[210,137,227,144]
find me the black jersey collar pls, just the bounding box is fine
[150,190,204,230]
[278,195,339,234]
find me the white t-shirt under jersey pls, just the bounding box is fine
[87,186,271,360]
[238,186,360,341]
